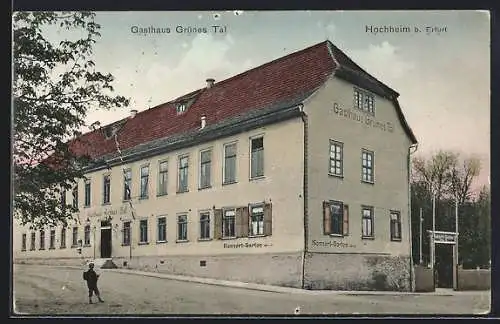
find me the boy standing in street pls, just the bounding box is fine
[83,262,104,304]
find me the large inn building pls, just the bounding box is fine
[13,40,418,291]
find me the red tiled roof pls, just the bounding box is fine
[69,40,417,161]
[70,41,337,159]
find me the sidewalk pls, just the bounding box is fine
[46,264,486,296]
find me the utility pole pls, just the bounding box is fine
[431,193,436,270]
[454,198,459,290]
[419,208,423,265]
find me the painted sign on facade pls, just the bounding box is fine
[311,239,356,248]
[332,102,394,133]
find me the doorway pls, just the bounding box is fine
[100,221,112,258]
[435,244,453,288]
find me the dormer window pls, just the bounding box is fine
[176,103,187,114]
[354,87,375,115]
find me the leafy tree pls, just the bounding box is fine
[449,156,481,204]
[13,11,129,229]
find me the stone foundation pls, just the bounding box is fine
[113,252,304,288]
[303,252,412,291]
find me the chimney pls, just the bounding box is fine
[200,115,207,129]
[130,109,138,118]
[206,78,215,89]
[90,121,101,130]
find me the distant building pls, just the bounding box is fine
[13,40,418,291]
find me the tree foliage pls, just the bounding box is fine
[410,150,490,269]
[13,11,129,229]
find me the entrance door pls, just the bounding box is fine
[100,221,112,258]
[435,244,453,288]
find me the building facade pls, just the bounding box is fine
[13,40,418,291]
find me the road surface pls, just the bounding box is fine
[12,264,490,315]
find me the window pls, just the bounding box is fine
[103,175,111,204]
[61,190,66,208]
[72,227,78,247]
[178,156,189,193]
[223,143,237,184]
[30,232,35,251]
[362,150,374,183]
[157,217,167,242]
[140,165,149,199]
[354,88,375,114]
[84,179,91,207]
[329,141,343,177]
[60,227,66,248]
[222,209,236,238]
[49,229,55,249]
[158,161,168,196]
[21,234,26,251]
[323,200,349,236]
[199,149,212,189]
[84,225,91,246]
[176,102,187,114]
[123,169,132,201]
[250,137,264,178]
[390,211,402,241]
[122,222,131,246]
[250,205,264,236]
[200,212,210,239]
[39,230,45,250]
[72,185,78,209]
[362,206,374,238]
[177,215,188,241]
[139,219,148,243]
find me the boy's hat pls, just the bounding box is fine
[88,262,94,266]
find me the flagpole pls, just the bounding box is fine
[419,208,423,265]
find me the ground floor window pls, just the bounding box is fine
[390,211,402,241]
[139,219,148,243]
[250,205,264,236]
[60,227,66,249]
[362,206,374,238]
[72,227,78,247]
[177,215,188,241]
[323,200,349,236]
[49,229,56,249]
[30,232,35,251]
[84,225,91,246]
[21,234,26,251]
[122,222,131,246]
[222,209,236,238]
[157,217,166,242]
[39,230,45,250]
[200,212,210,239]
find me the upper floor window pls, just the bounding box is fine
[199,149,212,189]
[323,200,349,236]
[354,88,375,114]
[390,211,402,241]
[223,142,237,184]
[178,155,189,193]
[123,169,132,201]
[250,137,264,178]
[329,140,343,177]
[362,206,374,239]
[103,175,111,204]
[176,102,187,114]
[140,165,149,199]
[361,150,374,183]
[84,179,91,207]
[72,185,78,209]
[158,161,168,196]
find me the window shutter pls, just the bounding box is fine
[240,206,249,237]
[323,201,331,235]
[264,203,272,236]
[343,204,349,236]
[214,209,223,240]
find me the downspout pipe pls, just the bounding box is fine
[298,104,308,289]
[408,143,419,291]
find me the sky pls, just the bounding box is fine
[44,10,491,190]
